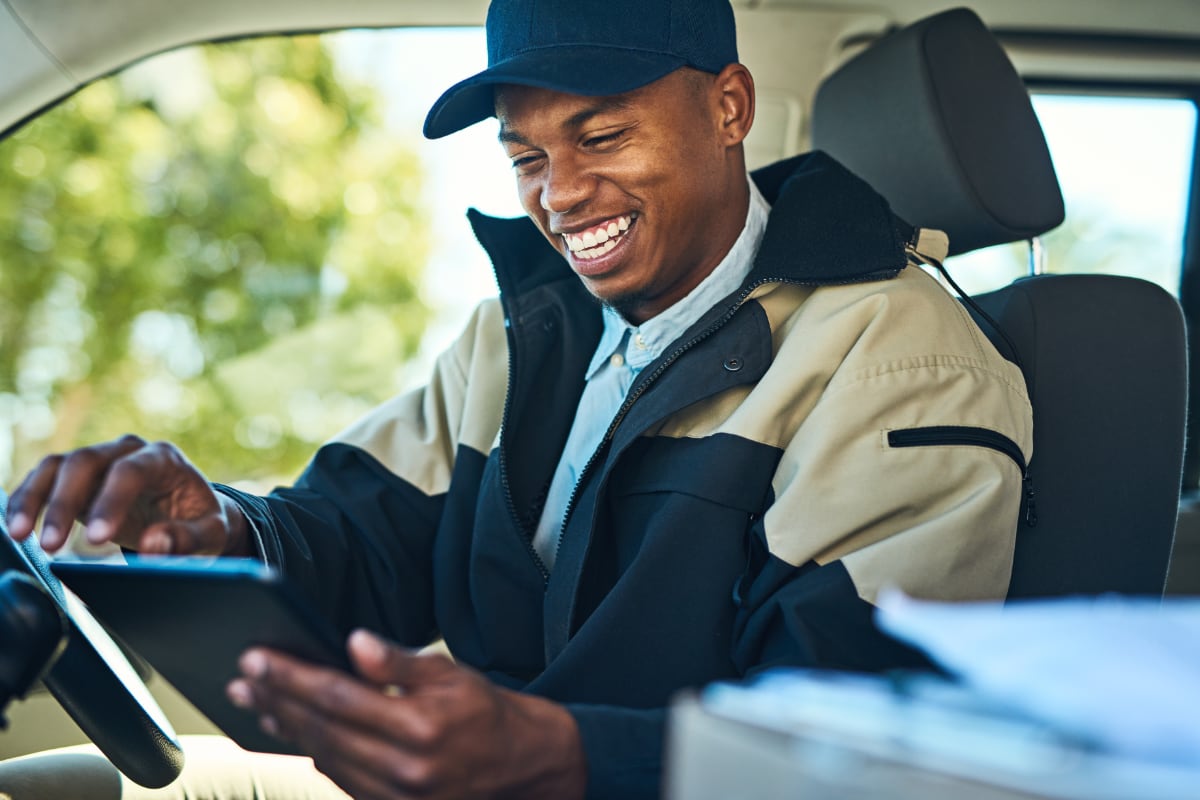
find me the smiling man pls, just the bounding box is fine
[4,0,1033,798]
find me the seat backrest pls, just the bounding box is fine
[812,7,1188,597]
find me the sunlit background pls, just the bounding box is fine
[0,28,1196,512]
[951,93,1197,296]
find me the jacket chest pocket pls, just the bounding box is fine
[600,434,781,568]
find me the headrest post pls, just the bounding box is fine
[1028,237,1047,276]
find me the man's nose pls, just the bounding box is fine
[539,157,593,214]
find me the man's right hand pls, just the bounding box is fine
[6,435,251,557]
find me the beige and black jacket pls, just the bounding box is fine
[221,151,1033,799]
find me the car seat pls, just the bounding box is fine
[811,7,1188,597]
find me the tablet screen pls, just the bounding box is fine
[51,557,350,755]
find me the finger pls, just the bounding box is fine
[135,514,230,557]
[229,675,440,799]
[288,702,445,800]
[7,453,64,542]
[10,436,147,550]
[82,442,163,547]
[348,629,456,690]
[238,648,440,749]
[40,436,147,551]
[84,440,193,549]
[41,453,116,549]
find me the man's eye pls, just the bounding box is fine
[584,130,625,148]
[510,154,541,171]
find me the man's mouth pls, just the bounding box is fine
[561,214,635,260]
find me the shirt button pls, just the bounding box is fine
[610,353,625,368]
[723,357,743,372]
[634,334,648,350]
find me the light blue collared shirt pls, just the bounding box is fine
[531,178,771,570]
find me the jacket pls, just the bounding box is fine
[220,151,1034,799]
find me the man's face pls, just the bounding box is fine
[495,69,748,324]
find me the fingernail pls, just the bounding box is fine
[143,531,171,554]
[260,715,279,736]
[9,513,29,536]
[352,629,386,661]
[86,519,112,544]
[240,650,268,679]
[227,680,253,709]
[39,525,60,549]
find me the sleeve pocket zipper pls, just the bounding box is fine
[888,426,1036,527]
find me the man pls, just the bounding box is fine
[4,0,1032,797]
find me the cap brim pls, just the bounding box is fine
[423,46,686,139]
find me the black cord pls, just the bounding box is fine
[909,250,1038,527]
[910,251,1028,380]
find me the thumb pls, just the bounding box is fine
[348,629,456,690]
[136,515,229,556]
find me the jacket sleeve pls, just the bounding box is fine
[215,300,508,646]
[730,268,1034,676]
[567,705,667,800]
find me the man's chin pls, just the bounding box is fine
[598,290,655,325]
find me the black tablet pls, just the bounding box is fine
[50,557,351,755]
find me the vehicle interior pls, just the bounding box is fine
[1,0,1198,793]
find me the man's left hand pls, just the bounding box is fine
[227,630,587,800]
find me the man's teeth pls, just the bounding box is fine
[564,215,633,260]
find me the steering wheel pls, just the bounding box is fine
[0,488,184,788]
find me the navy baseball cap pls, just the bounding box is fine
[423,0,740,139]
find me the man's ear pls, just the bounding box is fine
[713,63,755,147]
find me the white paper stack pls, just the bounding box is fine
[670,593,1200,800]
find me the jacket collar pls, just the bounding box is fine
[467,150,913,308]
[748,151,913,285]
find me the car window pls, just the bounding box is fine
[0,28,516,500]
[947,93,1198,296]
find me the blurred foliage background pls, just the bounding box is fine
[0,36,430,491]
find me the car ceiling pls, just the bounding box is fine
[2,0,1199,138]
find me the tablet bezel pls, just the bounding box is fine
[50,557,351,755]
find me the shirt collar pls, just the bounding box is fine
[586,177,772,378]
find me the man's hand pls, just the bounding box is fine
[7,434,251,556]
[226,630,587,800]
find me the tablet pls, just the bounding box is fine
[50,557,351,755]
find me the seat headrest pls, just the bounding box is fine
[811,7,1065,256]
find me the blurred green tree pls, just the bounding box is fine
[0,36,430,489]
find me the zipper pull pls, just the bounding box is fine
[1023,470,1038,528]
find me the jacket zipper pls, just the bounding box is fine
[552,270,900,568]
[498,314,552,583]
[468,212,554,584]
[887,426,1037,527]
